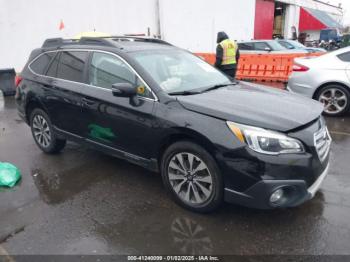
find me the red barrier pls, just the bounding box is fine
[195,52,322,82]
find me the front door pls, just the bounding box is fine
[79,51,156,159]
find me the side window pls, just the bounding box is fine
[238,43,253,50]
[337,52,350,62]
[56,51,88,83]
[46,52,60,77]
[30,52,55,75]
[89,52,153,98]
[254,42,270,51]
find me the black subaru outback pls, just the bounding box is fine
[16,37,331,212]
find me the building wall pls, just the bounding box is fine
[254,0,275,39]
[283,5,300,39]
[0,0,158,71]
[278,0,342,16]
[303,30,321,41]
[159,0,256,53]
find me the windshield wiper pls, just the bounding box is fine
[168,90,201,96]
[201,82,238,93]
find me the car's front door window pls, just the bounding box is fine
[89,52,153,99]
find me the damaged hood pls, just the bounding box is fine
[177,82,324,132]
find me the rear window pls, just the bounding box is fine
[30,52,55,75]
[56,51,89,83]
[337,52,350,62]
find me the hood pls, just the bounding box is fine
[217,32,229,43]
[177,82,324,132]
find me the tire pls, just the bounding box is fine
[30,108,66,154]
[161,141,223,213]
[315,84,350,116]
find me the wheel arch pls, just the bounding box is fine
[25,97,48,123]
[313,81,350,99]
[157,128,218,168]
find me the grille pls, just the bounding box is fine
[314,125,332,162]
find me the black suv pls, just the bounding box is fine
[16,37,331,212]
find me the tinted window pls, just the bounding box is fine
[254,42,270,51]
[238,43,253,50]
[89,52,152,98]
[337,52,350,62]
[56,51,88,82]
[46,52,60,77]
[30,52,55,74]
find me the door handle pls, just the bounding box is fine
[82,97,96,106]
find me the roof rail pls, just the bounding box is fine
[42,38,76,48]
[41,36,170,49]
[108,36,172,45]
[42,37,117,49]
[78,37,116,47]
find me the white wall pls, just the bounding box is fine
[304,30,321,41]
[279,0,342,16]
[0,0,157,71]
[159,0,256,53]
[283,5,300,39]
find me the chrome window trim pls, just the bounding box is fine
[28,49,159,102]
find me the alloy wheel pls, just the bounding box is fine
[319,88,348,115]
[167,152,213,205]
[32,115,51,148]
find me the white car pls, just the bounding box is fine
[287,47,350,116]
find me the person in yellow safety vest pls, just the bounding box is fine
[214,31,240,79]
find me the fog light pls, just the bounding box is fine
[270,189,284,204]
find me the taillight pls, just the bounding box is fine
[15,75,23,87]
[292,63,309,72]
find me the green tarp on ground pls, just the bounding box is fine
[0,162,21,187]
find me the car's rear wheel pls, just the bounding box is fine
[30,108,66,154]
[316,84,350,116]
[161,141,223,213]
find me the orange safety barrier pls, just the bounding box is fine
[195,52,322,82]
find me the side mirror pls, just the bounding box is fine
[112,83,137,97]
[264,47,272,52]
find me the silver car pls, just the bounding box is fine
[287,47,350,116]
[238,40,308,54]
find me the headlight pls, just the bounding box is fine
[227,121,305,155]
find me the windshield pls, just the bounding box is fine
[132,50,231,94]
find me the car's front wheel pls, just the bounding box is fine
[316,84,350,116]
[161,141,223,213]
[30,108,66,154]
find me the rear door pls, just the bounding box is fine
[43,50,90,136]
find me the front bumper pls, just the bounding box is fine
[224,163,329,209]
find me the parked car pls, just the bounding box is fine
[16,36,330,212]
[288,46,350,116]
[238,40,308,54]
[277,40,326,53]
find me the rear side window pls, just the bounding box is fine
[238,43,253,50]
[56,51,88,82]
[254,42,270,51]
[46,52,60,77]
[337,52,350,62]
[30,52,55,75]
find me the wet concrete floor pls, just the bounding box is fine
[0,90,350,255]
